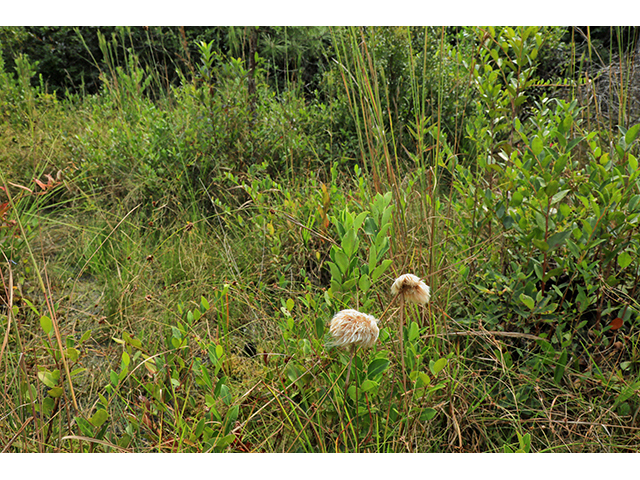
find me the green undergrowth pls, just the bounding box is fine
[2,26,640,452]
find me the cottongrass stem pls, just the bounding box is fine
[391,273,429,397]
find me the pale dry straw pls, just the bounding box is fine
[327,309,380,349]
[391,273,430,305]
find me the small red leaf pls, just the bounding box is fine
[0,202,10,217]
[610,318,623,330]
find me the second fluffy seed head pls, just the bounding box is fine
[391,273,431,304]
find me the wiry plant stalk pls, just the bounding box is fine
[398,293,408,396]
[344,344,356,394]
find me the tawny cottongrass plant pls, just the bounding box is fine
[390,273,430,395]
[328,309,380,349]
[327,309,379,391]
[391,273,430,305]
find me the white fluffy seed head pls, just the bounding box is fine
[327,309,380,349]
[391,273,431,304]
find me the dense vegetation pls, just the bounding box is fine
[1,26,640,453]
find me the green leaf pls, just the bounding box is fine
[360,379,378,392]
[353,211,369,232]
[567,137,584,153]
[367,358,390,380]
[497,348,513,368]
[534,263,544,281]
[514,95,528,107]
[408,321,419,342]
[171,326,182,340]
[614,380,640,408]
[543,267,563,282]
[123,331,142,349]
[194,418,206,438]
[23,298,40,316]
[324,290,332,307]
[70,367,87,377]
[214,433,236,450]
[76,417,94,437]
[371,259,392,282]
[286,363,302,384]
[341,228,359,259]
[121,351,130,368]
[40,315,53,335]
[550,189,570,205]
[368,243,378,274]
[219,384,232,405]
[90,409,109,428]
[358,274,371,293]
[375,223,392,246]
[363,217,378,236]
[224,405,239,434]
[326,261,342,283]
[511,189,524,206]
[420,408,437,421]
[559,113,573,134]
[554,351,567,385]
[531,238,549,252]
[520,293,535,310]
[625,123,640,145]
[429,358,448,375]
[415,372,431,388]
[381,205,394,228]
[334,249,350,275]
[66,347,80,362]
[315,317,325,338]
[534,212,547,231]
[48,386,64,398]
[545,180,559,197]
[517,432,532,453]
[531,136,543,156]
[37,370,58,388]
[200,296,210,312]
[618,251,633,269]
[286,298,294,311]
[546,230,572,250]
[376,235,390,259]
[342,277,358,291]
[347,384,358,401]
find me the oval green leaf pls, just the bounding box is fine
[618,251,633,269]
[40,315,53,335]
[367,358,390,380]
[519,293,535,310]
[90,409,109,428]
